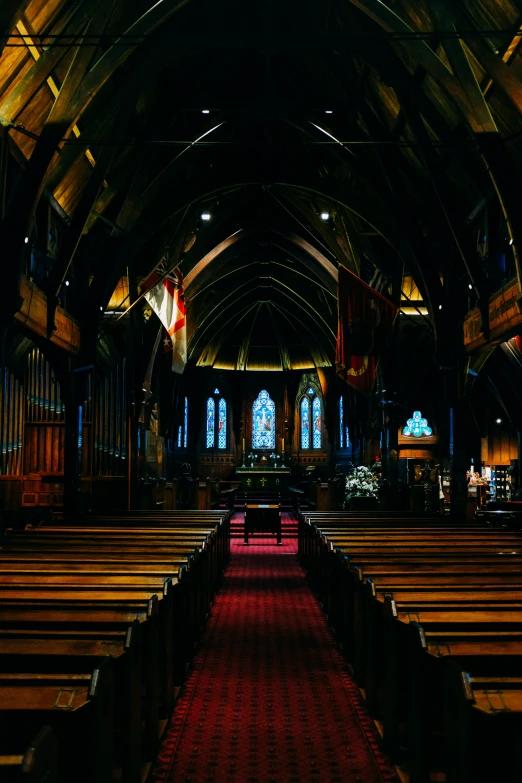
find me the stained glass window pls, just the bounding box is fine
[176,397,188,449]
[218,398,227,450]
[206,398,215,448]
[339,397,344,448]
[301,388,322,450]
[252,390,275,450]
[402,410,432,438]
[312,396,321,449]
[301,397,310,449]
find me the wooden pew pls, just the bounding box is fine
[0,515,229,782]
[0,624,142,783]
[0,660,114,783]
[1,533,214,649]
[443,662,522,783]
[0,724,57,783]
[298,515,522,782]
[0,592,159,781]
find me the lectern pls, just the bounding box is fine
[244,503,282,545]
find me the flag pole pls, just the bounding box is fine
[114,260,182,322]
[113,205,191,322]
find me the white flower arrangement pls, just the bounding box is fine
[345,465,380,503]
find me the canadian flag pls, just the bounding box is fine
[144,267,187,373]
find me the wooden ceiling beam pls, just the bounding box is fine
[448,0,522,117]
[428,0,497,133]
[64,0,194,137]
[43,109,123,336]
[344,0,480,131]
[0,0,30,58]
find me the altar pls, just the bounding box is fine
[236,467,291,492]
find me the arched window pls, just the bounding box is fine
[300,387,322,450]
[338,396,350,450]
[206,390,228,450]
[218,397,227,449]
[206,397,215,448]
[177,397,188,449]
[300,397,310,449]
[252,390,275,450]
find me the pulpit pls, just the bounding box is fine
[236,467,291,493]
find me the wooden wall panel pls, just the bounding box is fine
[484,427,518,465]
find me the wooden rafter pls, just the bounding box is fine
[344,0,482,131]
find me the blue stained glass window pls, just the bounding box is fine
[339,397,344,448]
[206,398,215,448]
[218,398,226,449]
[177,425,182,449]
[183,397,188,449]
[252,390,275,450]
[301,397,310,449]
[402,410,432,438]
[313,396,321,449]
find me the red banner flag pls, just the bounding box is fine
[336,266,397,394]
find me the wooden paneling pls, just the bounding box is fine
[482,426,518,465]
[15,276,80,354]
[399,448,436,458]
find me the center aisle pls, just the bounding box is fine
[151,515,399,783]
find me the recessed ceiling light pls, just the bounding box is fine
[65,280,70,287]
[24,237,29,244]
[325,110,333,114]
[468,284,473,290]
[496,418,502,424]
[320,212,330,221]
[201,212,211,221]
[438,305,442,310]
[202,109,210,114]
[509,238,514,245]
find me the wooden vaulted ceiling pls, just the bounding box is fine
[2,0,522,370]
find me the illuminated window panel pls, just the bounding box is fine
[301,397,310,449]
[206,398,215,448]
[252,390,275,450]
[218,398,227,450]
[312,396,321,449]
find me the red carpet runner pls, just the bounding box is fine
[151,515,399,783]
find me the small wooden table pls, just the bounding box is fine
[244,504,282,545]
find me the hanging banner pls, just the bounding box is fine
[336,266,397,394]
[144,266,187,373]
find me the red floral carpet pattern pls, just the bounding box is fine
[151,522,399,783]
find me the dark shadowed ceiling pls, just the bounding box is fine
[1,0,522,371]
